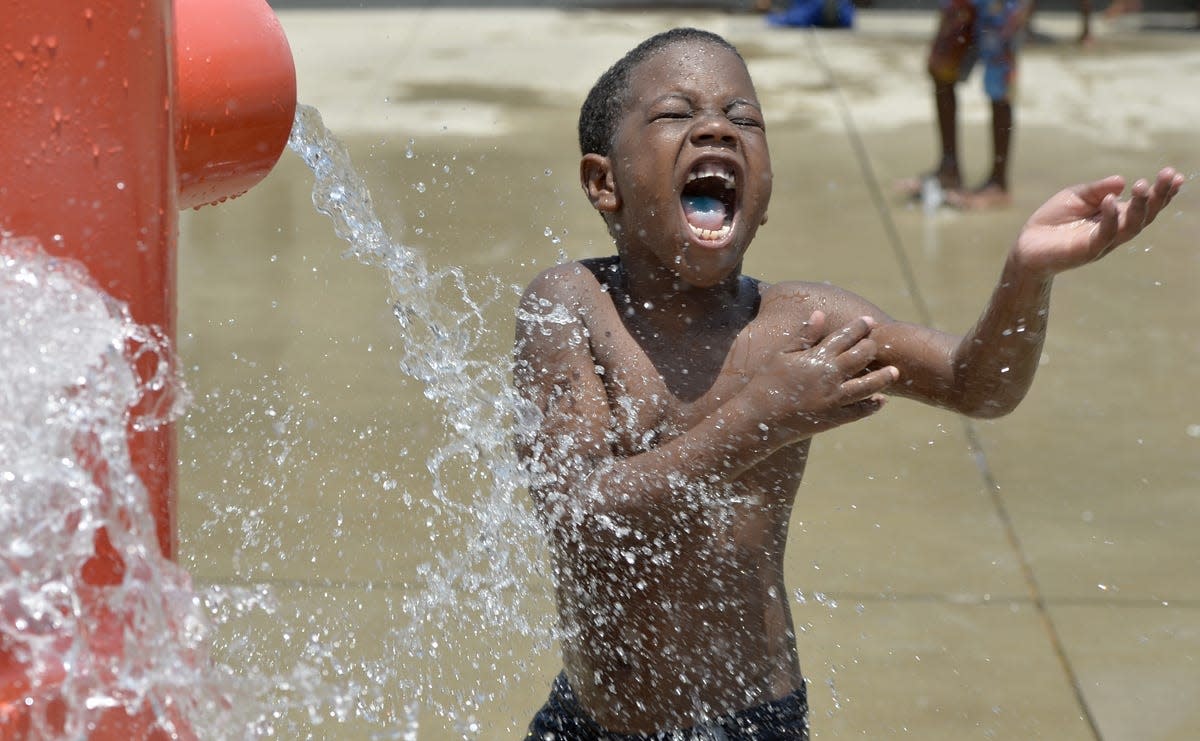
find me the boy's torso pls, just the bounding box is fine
[551,257,836,731]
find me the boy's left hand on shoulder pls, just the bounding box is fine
[1013,167,1185,277]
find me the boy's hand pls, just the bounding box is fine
[743,311,898,443]
[1014,167,1184,277]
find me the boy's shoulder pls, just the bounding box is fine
[754,277,881,326]
[522,257,617,301]
[525,256,613,285]
[519,257,618,327]
[755,277,859,304]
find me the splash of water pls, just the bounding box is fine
[284,103,556,732]
[1,103,557,737]
[0,235,235,737]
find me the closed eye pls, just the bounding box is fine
[730,116,763,128]
[727,99,764,129]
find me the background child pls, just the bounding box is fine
[899,0,1033,209]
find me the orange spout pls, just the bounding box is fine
[175,0,297,209]
[0,0,296,734]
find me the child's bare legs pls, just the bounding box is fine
[895,78,962,197]
[989,98,1012,193]
[897,0,974,199]
[932,79,963,189]
[949,99,1014,208]
[946,0,1020,210]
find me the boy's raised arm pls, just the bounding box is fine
[876,168,1184,418]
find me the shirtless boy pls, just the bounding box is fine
[514,27,1182,739]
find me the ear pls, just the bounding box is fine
[581,153,619,214]
[761,212,768,225]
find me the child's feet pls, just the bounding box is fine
[945,182,1012,210]
[895,171,961,201]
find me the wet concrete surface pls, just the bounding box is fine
[178,7,1199,738]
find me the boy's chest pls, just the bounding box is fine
[587,314,767,454]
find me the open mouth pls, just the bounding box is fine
[681,161,737,244]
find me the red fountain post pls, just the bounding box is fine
[0,0,296,735]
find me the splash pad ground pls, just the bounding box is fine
[176,5,1198,738]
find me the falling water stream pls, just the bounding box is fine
[1,104,560,738]
[279,103,559,735]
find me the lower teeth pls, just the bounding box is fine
[690,223,730,241]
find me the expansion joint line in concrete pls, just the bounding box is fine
[802,27,1104,741]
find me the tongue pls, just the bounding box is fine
[682,194,727,231]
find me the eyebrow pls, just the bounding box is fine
[727,98,763,112]
[648,93,762,111]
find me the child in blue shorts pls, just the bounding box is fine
[901,0,1032,209]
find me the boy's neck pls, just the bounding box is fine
[611,255,751,334]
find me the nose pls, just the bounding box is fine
[690,111,738,148]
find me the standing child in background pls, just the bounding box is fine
[899,0,1033,210]
[515,27,1181,740]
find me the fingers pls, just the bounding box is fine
[789,315,884,380]
[839,366,899,403]
[1072,175,1126,209]
[812,315,875,359]
[1124,177,1151,232]
[1072,168,1181,218]
[1089,192,1120,255]
[827,318,889,382]
[829,394,889,425]
[1145,167,1185,220]
[774,309,827,353]
[1098,167,1185,257]
[794,310,827,352]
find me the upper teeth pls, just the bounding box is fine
[687,163,735,189]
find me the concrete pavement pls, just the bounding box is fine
[178,5,1199,738]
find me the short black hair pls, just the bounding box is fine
[578,28,743,157]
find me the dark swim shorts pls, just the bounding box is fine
[524,672,809,740]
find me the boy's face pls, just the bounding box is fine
[596,40,773,287]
